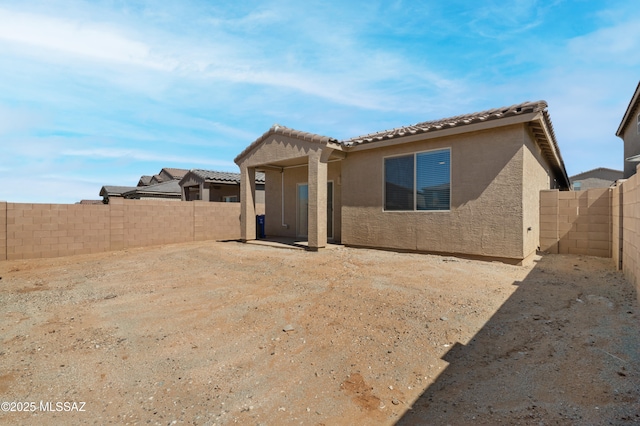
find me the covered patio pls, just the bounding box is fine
[234,125,345,251]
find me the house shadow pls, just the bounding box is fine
[397,254,639,425]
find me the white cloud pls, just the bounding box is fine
[0,8,167,69]
[0,5,459,113]
[567,19,640,66]
[62,148,236,168]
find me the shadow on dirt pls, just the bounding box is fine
[397,254,640,425]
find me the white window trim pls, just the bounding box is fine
[382,147,452,212]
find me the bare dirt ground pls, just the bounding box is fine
[0,241,638,425]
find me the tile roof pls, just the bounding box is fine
[100,185,138,197]
[138,175,153,186]
[234,101,569,188]
[161,168,189,179]
[189,169,265,184]
[124,180,182,196]
[342,101,549,146]
[234,124,338,163]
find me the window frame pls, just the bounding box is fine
[382,147,451,212]
[637,113,640,135]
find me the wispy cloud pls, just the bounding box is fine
[0,8,163,68]
[61,148,236,168]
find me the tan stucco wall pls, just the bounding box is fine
[539,189,611,257]
[0,200,263,260]
[341,124,540,261]
[614,166,640,302]
[208,185,240,202]
[264,162,342,241]
[522,129,552,259]
[622,111,640,178]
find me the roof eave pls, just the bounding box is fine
[529,111,570,189]
[616,81,640,137]
[345,111,540,152]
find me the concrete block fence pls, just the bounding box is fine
[0,198,264,261]
[541,167,640,302]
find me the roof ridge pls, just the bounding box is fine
[235,124,338,164]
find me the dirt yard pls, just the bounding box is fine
[0,241,638,425]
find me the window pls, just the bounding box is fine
[384,149,450,211]
[573,181,582,191]
[637,113,640,134]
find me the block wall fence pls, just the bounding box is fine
[0,198,264,261]
[540,167,640,302]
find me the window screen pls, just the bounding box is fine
[384,155,414,210]
[384,149,450,211]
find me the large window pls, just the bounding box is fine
[384,149,450,211]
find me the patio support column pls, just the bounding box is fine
[200,182,210,202]
[307,150,328,250]
[240,165,256,242]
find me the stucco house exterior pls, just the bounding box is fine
[234,101,570,264]
[570,167,623,191]
[617,80,640,178]
[179,169,265,202]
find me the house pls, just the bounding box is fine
[122,180,182,200]
[570,167,623,190]
[101,168,188,203]
[99,185,139,203]
[617,80,640,178]
[149,168,189,185]
[234,101,570,265]
[137,175,153,186]
[179,169,266,202]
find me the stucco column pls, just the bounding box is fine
[240,165,256,242]
[307,150,327,250]
[200,182,210,202]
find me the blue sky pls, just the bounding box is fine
[0,0,637,203]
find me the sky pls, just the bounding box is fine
[0,0,637,203]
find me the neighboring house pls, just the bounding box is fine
[179,169,265,202]
[122,180,182,200]
[101,168,188,203]
[617,80,640,178]
[148,168,189,185]
[570,167,623,190]
[235,100,570,265]
[100,185,139,203]
[138,175,153,186]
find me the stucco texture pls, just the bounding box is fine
[341,124,551,262]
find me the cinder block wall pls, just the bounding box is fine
[539,189,612,258]
[1,200,261,261]
[121,199,195,249]
[6,203,111,259]
[617,169,640,301]
[0,202,7,260]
